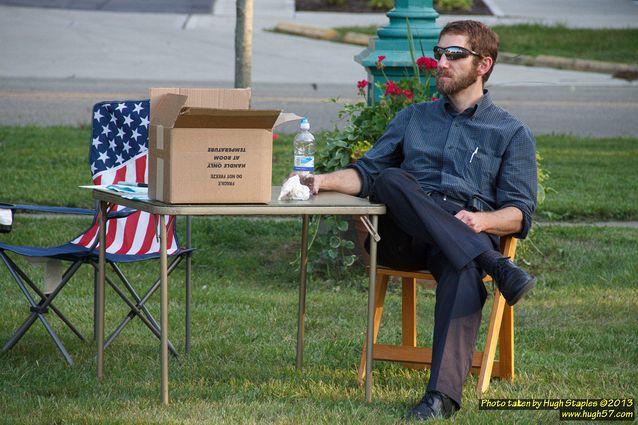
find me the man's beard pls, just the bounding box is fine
[436,63,479,96]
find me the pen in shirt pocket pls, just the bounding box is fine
[469,146,479,163]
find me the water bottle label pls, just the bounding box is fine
[293,155,314,172]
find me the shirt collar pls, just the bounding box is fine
[442,89,493,117]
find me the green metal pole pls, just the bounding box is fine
[355,0,441,103]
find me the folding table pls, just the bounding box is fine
[93,186,386,404]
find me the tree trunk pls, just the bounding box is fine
[235,0,253,88]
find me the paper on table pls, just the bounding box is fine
[79,183,150,201]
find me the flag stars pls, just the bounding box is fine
[133,102,144,114]
[130,128,141,141]
[89,100,150,181]
[97,151,109,163]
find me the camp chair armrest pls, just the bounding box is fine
[106,207,137,220]
[4,203,95,216]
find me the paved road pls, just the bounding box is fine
[2,77,638,137]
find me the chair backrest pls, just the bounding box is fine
[71,100,179,256]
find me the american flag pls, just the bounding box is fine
[72,100,179,256]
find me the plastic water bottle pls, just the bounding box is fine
[293,117,315,188]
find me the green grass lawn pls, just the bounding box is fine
[535,135,638,221]
[332,24,638,65]
[1,126,637,423]
[2,127,635,221]
[1,218,636,424]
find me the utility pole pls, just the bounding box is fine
[235,0,253,88]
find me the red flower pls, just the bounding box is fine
[272,133,279,141]
[403,90,413,100]
[431,96,439,101]
[384,80,402,96]
[357,80,368,90]
[417,56,438,71]
[376,55,386,70]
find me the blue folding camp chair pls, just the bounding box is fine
[0,100,193,365]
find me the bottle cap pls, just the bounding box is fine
[300,117,310,130]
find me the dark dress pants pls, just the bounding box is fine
[370,168,499,407]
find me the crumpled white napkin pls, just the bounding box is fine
[278,175,311,201]
[0,208,12,226]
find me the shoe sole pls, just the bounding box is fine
[506,276,536,306]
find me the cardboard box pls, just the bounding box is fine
[148,89,296,204]
[150,87,251,112]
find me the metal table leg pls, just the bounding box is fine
[296,214,310,370]
[185,216,192,354]
[365,214,379,402]
[159,214,169,405]
[97,200,107,379]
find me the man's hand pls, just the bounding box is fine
[306,169,362,196]
[309,174,321,195]
[455,210,487,233]
[455,206,524,236]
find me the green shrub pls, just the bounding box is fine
[435,0,473,12]
[364,0,475,12]
[367,0,393,10]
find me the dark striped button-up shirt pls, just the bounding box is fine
[351,90,537,238]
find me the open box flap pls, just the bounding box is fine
[150,93,188,128]
[273,112,303,128]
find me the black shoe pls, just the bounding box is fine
[493,258,536,305]
[405,391,458,421]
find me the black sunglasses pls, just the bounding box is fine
[433,45,482,61]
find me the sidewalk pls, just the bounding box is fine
[1,2,636,87]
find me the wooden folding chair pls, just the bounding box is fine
[358,236,517,394]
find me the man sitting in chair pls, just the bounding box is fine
[311,20,537,421]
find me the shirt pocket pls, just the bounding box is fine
[454,145,500,191]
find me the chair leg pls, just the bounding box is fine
[1,253,84,365]
[20,270,85,341]
[358,273,389,385]
[477,288,506,394]
[401,277,420,369]
[7,254,85,340]
[499,304,515,381]
[89,259,183,357]
[36,309,75,365]
[3,311,40,352]
[101,272,179,357]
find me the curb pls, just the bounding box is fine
[274,22,638,80]
[275,21,339,41]
[498,53,638,79]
